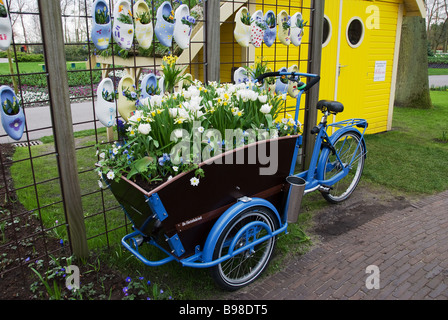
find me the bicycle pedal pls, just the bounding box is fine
[318,185,333,193]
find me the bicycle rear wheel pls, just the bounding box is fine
[321,131,365,204]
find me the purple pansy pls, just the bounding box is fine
[9,118,22,131]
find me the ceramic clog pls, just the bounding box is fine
[0,0,12,51]
[277,10,291,46]
[158,75,165,95]
[155,1,175,47]
[113,0,134,50]
[0,86,25,141]
[91,0,111,51]
[117,75,137,121]
[233,67,250,85]
[250,10,264,48]
[233,7,251,48]
[174,4,194,50]
[287,65,300,98]
[291,12,304,46]
[263,10,276,47]
[96,78,116,127]
[140,73,158,99]
[133,0,153,49]
[275,67,288,95]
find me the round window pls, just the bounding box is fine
[322,15,331,47]
[346,17,364,48]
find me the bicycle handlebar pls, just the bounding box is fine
[255,72,320,92]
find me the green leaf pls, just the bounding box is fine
[127,156,154,179]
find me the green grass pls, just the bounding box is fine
[0,61,89,75]
[10,132,127,250]
[428,68,448,76]
[362,90,448,195]
[9,90,448,299]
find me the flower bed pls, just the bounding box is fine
[95,79,301,188]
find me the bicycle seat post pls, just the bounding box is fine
[320,110,329,127]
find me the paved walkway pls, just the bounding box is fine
[223,190,448,300]
[429,75,448,88]
[0,101,105,144]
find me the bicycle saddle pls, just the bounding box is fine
[317,100,344,114]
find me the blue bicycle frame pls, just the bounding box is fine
[120,71,367,270]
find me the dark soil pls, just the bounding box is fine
[310,185,412,242]
[0,143,124,300]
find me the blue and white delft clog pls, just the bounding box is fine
[155,1,175,47]
[91,0,111,51]
[0,86,25,141]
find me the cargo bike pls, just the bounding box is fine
[106,72,368,291]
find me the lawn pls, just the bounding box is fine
[0,61,89,75]
[8,90,448,299]
[428,68,448,76]
[362,90,448,195]
[0,61,102,88]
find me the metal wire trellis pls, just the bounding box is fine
[0,0,319,292]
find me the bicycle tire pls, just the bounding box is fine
[321,130,365,204]
[209,206,279,291]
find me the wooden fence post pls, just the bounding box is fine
[38,0,89,258]
[206,0,220,82]
[303,0,325,170]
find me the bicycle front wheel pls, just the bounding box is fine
[321,131,365,204]
[209,206,279,291]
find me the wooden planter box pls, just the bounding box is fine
[108,135,299,258]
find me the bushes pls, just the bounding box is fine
[15,52,45,62]
[428,55,448,64]
[428,55,448,68]
[1,70,102,87]
[0,51,45,62]
[65,45,90,62]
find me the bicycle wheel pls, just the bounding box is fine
[209,206,279,291]
[321,131,365,204]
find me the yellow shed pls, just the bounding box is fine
[319,0,425,134]
[187,0,425,134]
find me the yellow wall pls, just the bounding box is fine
[323,0,401,134]
[215,0,402,134]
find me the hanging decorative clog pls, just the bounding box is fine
[140,73,158,99]
[133,0,153,49]
[233,67,250,85]
[174,4,195,50]
[91,0,111,51]
[277,10,291,46]
[155,1,175,47]
[117,75,137,121]
[96,78,116,127]
[234,7,251,48]
[113,0,134,51]
[275,67,288,95]
[0,86,25,141]
[263,10,276,47]
[291,12,306,46]
[287,65,300,98]
[0,0,12,51]
[250,10,265,48]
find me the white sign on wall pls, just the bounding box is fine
[374,61,387,82]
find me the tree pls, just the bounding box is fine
[395,15,432,109]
